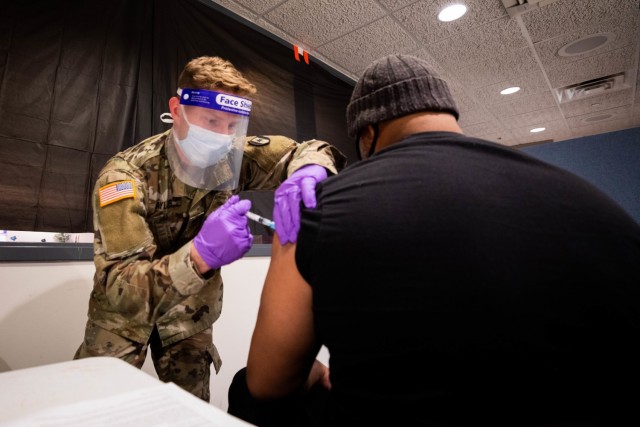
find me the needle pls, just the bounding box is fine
[246,211,276,230]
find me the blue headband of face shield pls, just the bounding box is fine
[178,88,252,117]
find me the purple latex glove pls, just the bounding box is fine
[193,195,253,270]
[274,164,328,244]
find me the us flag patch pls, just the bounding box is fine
[99,180,136,207]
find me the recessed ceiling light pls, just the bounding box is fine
[558,32,615,57]
[500,86,521,95]
[438,4,467,22]
[530,127,546,133]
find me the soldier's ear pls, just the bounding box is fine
[168,97,181,120]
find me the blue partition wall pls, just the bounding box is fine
[521,127,640,224]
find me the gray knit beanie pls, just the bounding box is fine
[346,54,459,139]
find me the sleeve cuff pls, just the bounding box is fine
[287,140,345,176]
[168,241,207,295]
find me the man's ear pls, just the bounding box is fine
[358,125,375,158]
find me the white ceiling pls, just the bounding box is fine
[208,0,640,147]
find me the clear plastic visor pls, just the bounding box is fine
[166,88,252,191]
[179,88,251,135]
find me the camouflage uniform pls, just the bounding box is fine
[74,131,345,401]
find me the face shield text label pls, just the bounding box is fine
[179,88,252,117]
[185,94,212,107]
[215,94,252,116]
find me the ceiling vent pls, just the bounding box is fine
[581,113,615,124]
[501,0,561,18]
[555,72,631,103]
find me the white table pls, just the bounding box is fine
[0,357,254,426]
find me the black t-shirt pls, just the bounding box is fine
[295,132,640,426]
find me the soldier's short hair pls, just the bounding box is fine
[178,56,257,97]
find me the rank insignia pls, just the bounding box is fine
[248,136,271,146]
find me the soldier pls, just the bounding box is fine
[74,56,346,402]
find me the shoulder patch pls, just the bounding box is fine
[247,136,271,146]
[99,180,136,207]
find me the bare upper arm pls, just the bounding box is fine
[246,234,320,399]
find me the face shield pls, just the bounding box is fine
[165,88,252,191]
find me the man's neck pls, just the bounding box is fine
[377,112,463,151]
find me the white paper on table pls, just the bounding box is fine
[2,382,255,427]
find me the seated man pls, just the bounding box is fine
[229,54,640,426]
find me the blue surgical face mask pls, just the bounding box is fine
[176,106,234,168]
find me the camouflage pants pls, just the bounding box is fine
[74,321,218,402]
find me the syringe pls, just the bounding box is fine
[246,211,276,230]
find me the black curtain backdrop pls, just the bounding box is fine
[0,0,355,232]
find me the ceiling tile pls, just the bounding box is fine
[215,0,640,143]
[510,119,569,143]
[224,0,283,15]
[534,14,639,70]
[378,0,419,11]
[316,16,418,75]
[310,51,359,82]
[263,0,386,47]
[569,117,637,138]
[448,84,481,113]
[393,0,507,46]
[460,120,503,137]
[453,47,539,89]
[487,92,558,118]
[546,45,636,89]
[560,89,633,118]
[521,0,640,43]
[209,0,257,20]
[566,105,632,129]
[501,106,564,130]
[428,17,527,71]
[251,19,360,83]
[473,71,550,105]
[411,49,449,81]
[253,17,296,44]
[458,107,494,127]
[636,64,640,98]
